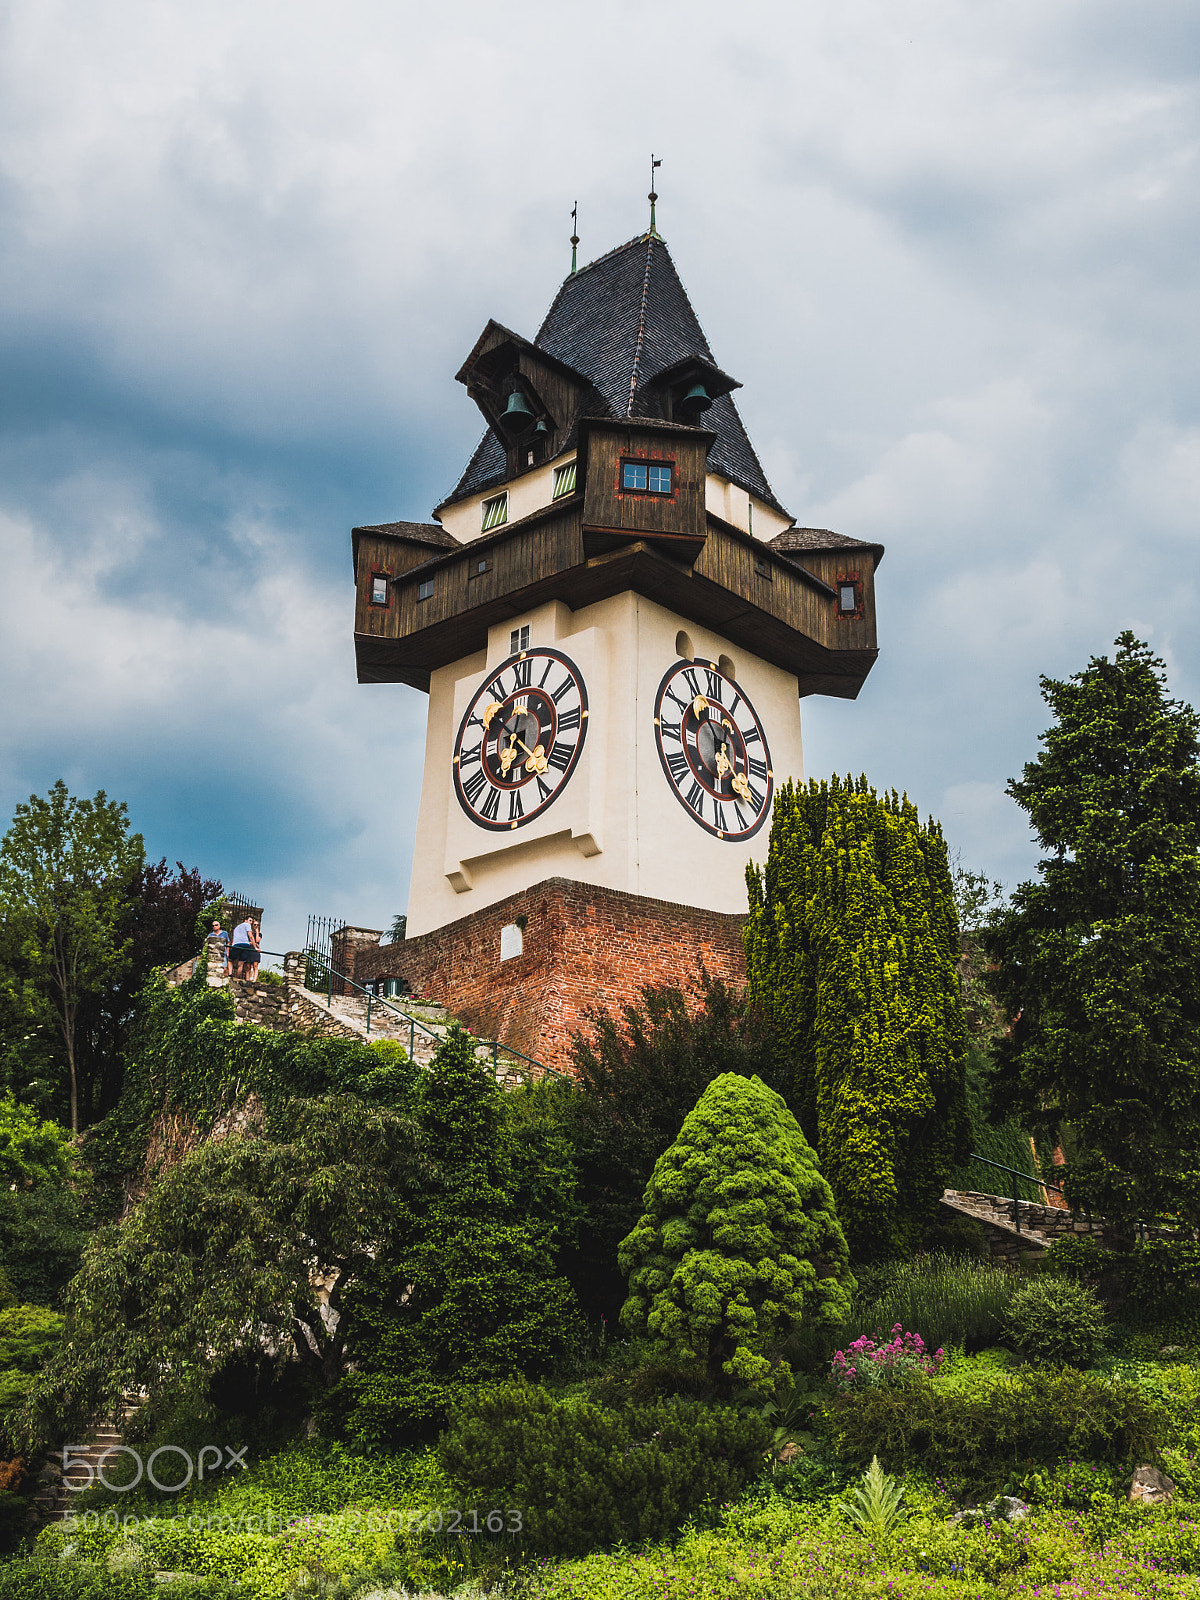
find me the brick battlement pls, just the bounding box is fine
[348,877,748,1075]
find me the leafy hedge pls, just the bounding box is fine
[826,1366,1158,1478]
[439,1382,770,1555]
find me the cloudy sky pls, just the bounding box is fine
[2,0,1197,952]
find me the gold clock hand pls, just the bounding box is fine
[512,734,548,774]
[731,771,752,804]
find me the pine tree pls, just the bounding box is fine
[745,776,969,1260]
[985,633,1200,1232]
[618,1073,853,1392]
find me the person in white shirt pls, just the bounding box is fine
[230,918,257,979]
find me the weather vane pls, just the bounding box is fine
[648,155,662,237]
[570,201,579,274]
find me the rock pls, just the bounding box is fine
[777,1441,801,1464]
[1129,1466,1175,1505]
[985,1496,1030,1523]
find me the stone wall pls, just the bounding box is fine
[349,876,748,1075]
[941,1189,1110,1263]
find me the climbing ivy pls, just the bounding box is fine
[744,775,970,1261]
[85,969,418,1210]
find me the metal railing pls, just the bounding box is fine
[965,1152,1066,1236]
[291,953,564,1083]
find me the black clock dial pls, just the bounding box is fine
[452,647,589,831]
[653,658,773,839]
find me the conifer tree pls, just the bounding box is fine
[744,777,969,1260]
[618,1073,853,1392]
[985,634,1200,1231]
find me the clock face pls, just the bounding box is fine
[452,647,589,831]
[653,658,773,839]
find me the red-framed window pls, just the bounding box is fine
[369,571,392,607]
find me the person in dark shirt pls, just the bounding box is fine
[230,917,257,979]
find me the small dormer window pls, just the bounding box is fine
[482,493,508,532]
[836,574,863,617]
[509,624,530,655]
[553,461,577,499]
[622,460,673,495]
[417,579,434,601]
[369,573,390,606]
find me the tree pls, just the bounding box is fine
[26,1093,425,1442]
[333,1026,580,1445]
[564,973,783,1320]
[618,1073,853,1393]
[0,782,144,1131]
[985,633,1200,1233]
[77,857,222,1119]
[744,776,970,1260]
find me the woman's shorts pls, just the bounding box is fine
[230,944,257,963]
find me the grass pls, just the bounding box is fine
[846,1253,1018,1353]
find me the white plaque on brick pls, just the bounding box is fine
[500,923,523,961]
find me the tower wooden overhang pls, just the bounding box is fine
[352,233,883,700]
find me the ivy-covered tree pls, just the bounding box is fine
[564,973,781,1320]
[744,776,970,1260]
[26,1092,425,1442]
[618,1073,853,1392]
[332,1026,580,1445]
[985,634,1200,1232]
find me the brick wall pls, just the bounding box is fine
[350,876,748,1075]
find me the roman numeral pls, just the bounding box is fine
[557,706,581,732]
[550,676,576,705]
[546,740,575,772]
[734,803,749,831]
[748,785,764,811]
[742,725,762,745]
[538,657,555,688]
[666,750,688,782]
[686,727,698,747]
[459,742,482,768]
[727,692,741,718]
[462,768,487,807]
[481,785,501,822]
[682,667,702,699]
[536,776,552,803]
[748,757,768,783]
[513,657,532,688]
[713,802,727,832]
[664,686,688,711]
[685,780,704,814]
[508,789,524,823]
[704,670,723,701]
[487,674,506,701]
[659,718,681,743]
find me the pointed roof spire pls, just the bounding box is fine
[647,154,662,239]
[570,201,579,275]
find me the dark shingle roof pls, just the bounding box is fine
[353,520,459,547]
[442,235,788,516]
[770,527,885,565]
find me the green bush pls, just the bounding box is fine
[1041,1233,1116,1282]
[619,1073,853,1392]
[0,1559,231,1599]
[849,1252,1016,1353]
[826,1366,1155,1480]
[439,1381,771,1556]
[1005,1276,1108,1366]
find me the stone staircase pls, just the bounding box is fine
[33,1396,140,1522]
[940,1188,1109,1262]
[292,984,547,1085]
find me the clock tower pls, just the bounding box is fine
[348,226,882,1067]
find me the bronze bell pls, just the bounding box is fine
[501,390,535,432]
[679,381,712,416]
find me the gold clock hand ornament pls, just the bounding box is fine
[731,771,752,804]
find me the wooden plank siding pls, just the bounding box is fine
[354,492,878,699]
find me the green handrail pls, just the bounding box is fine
[293,955,564,1081]
[967,1152,1062,1236]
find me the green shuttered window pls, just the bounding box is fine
[481,493,508,532]
[552,461,577,500]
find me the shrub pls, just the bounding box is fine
[1042,1233,1116,1282]
[439,1381,771,1556]
[618,1073,853,1392]
[1005,1276,1108,1366]
[848,1252,1015,1353]
[826,1366,1156,1479]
